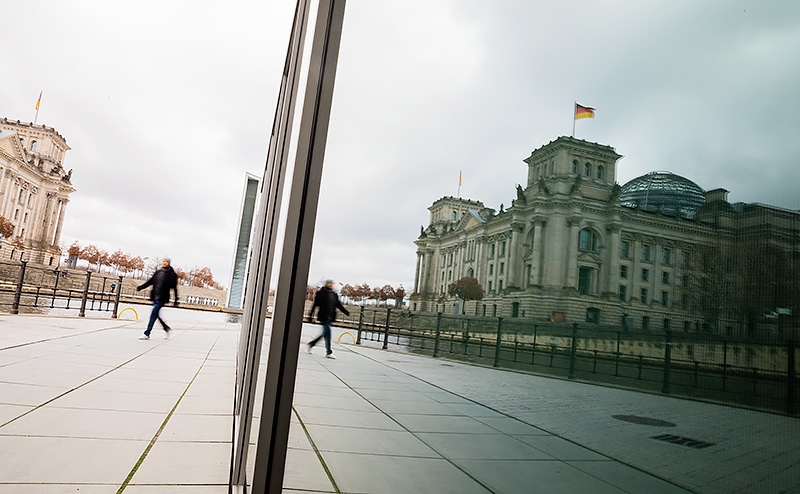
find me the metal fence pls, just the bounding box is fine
[332,306,799,416]
[0,260,125,317]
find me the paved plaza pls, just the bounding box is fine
[0,313,798,493]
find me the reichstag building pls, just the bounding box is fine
[0,118,74,265]
[412,136,799,336]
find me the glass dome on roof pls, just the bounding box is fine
[619,171,705,217]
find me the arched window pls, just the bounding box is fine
[467,268,474,278]
[584,162,591,177]
[451,211,457,220]
[579,229,598,251]
[30,140,38,151]
[596,165,604,180]
[572,160,579,174]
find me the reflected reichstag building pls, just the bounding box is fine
[412,136,799,336]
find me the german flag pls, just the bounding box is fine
[574,103,595,120]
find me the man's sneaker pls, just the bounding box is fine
[325,354,336,359]
[139,334,150,340]
[305,344,313,355]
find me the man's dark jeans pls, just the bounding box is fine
[309,318,333,355]
[145,299,169,336]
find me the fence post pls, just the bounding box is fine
[433,312,442,357]
[356,307,364,344]
[568,322,578,379]
[662,329,672,394]
[11,260,28,314]
[493,317,504,367]
[78,270,92,318]
[788,338,796,415]
[382,308,391,349]
[111,275,123,319]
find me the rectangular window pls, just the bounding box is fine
[441,271,445,281]
[448,253,453,266]
[489,264,494,275]
[661,291,669,307]
[619,285,627,300]
[490,244,495,257]
[641,268,649,282]
[23,212,28,223]
[662,248,672,265]
[500,263,505,275]
[448,270,452,281]
[641,244,651,262]
[13,209,19,220]
[621,240,630,258]
[27,193,33,207]
[620,265,628,279]
[683,251,692,268]
[501,241,506,256]
[682,294,689,308]
[578,267,592,295]
[498,280,503,291]
[683,275,689,287]
[488,281,492,292]
[586,308,600,324]
[662,272,670,284]
[640,288,649,304]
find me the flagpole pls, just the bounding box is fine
[572,101,576,137]
[457,170,462,198]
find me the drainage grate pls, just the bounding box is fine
[612,415,676,427]
[652,433,715,449]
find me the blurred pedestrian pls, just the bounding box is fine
[307,280,349,358]
[137,258,179,340]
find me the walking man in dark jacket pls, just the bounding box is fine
[307,280,349,358]
[137,258,179,340]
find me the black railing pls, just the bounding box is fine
[332,306,800,416]
[0,260,125,318]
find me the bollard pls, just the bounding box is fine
[382,308,391,349]
[356,308,364,344]
[722,340,728,392]
[493,317,503,367]
[662,329,672,394]
[433,312,442,357]
[568,322,578,379]
[531,324,538,364]
[78,270,92,318]
[615,332,621,376]
[111,275,123,319]
[11,260,28,314]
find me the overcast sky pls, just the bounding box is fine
[2,0,798,292]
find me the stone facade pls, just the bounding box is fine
[412,136,799,335]
[0,118,75,265]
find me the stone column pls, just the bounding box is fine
[565,216,582,290]
[541,214,568,288]
[507,223,522,288]
[530,218,545,286]
[52,199,68,247]
[413,252,422,293]
[604,224,622,298]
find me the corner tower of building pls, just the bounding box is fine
[523,136,622,201]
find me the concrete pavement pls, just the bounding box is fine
[0,313,797,493]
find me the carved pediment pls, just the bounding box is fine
[577,252,602,264]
